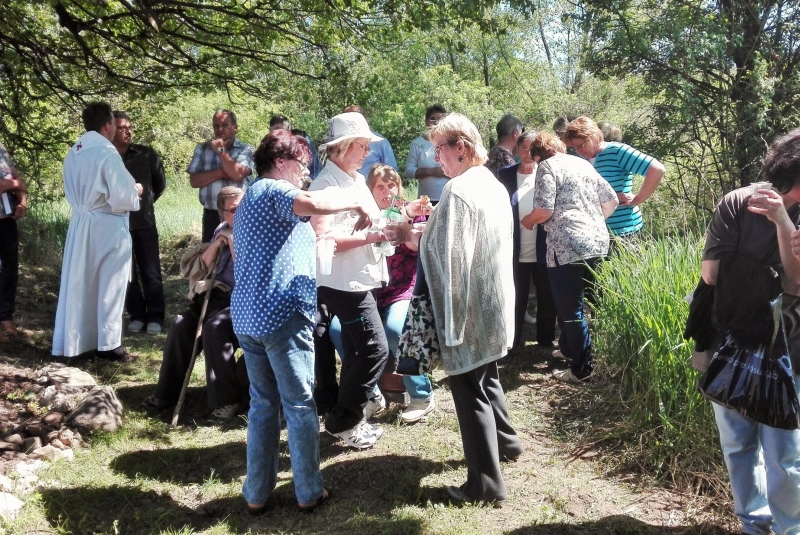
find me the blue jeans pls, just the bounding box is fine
[237,311,323,506]
[712,377,800,535]
[330,300,433,401]
[547,258,599,379]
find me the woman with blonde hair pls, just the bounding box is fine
[395,112,523,505]
[308,112,391,449]
[328,164,436,424]
[565,116,664,238]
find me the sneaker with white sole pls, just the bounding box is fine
[552,368,584,385]
[401,397,436,424]
[146,322,162,334]
[364,392,386,420]
[211,403,241,422]
[329,421,381,449]
[127,320,145,333]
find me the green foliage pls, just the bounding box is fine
[581,0,800,206]
[591,235,723,488]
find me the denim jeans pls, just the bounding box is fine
[330,300,432,401]
[712,378,800,535]
[126,226,165,324]
[237,311,323,506]
[547,258,599,379]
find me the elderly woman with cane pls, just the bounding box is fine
[231,129,374,514]
[142,186,249,422]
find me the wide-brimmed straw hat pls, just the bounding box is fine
[318,112,382,151]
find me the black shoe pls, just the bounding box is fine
[96,347,135,362]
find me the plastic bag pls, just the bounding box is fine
[396,293,440,376]
[698,324,800,430]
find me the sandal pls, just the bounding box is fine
[1,321,18,336]
[297,486,331,513]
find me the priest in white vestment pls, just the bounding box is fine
[52,102,142,360]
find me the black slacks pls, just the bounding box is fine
[317,286,389,434]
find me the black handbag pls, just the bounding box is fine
[698,316,800,430]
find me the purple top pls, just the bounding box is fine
[374,216,425,307]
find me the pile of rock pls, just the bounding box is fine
[0,364,124,519]
[0,364,123,462]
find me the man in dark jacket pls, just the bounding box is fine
[113,110,167,334]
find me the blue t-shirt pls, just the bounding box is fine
[231,177,316,337]
[592,142,653,236]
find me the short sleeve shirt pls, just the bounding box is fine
[592,142,653,236]
[187,138,254,209]
[231,177,316,337]
[533,153,616,267]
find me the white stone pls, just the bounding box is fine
[0,491,24,520]
[14,459,44,477]
[42,366,97,387]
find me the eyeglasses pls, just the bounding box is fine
[434,141,452,155]
[292,158,310,168]
[573,139,589,150]
[353,141,371,154]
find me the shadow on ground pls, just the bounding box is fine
[43,454,460,534]
[507,514,735,534]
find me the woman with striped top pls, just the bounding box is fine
[564,117,665,238]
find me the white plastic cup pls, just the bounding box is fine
[317,236,335,276]
[750,182,772,198]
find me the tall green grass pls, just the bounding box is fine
[20,176,202,266]
[591,235,724,490]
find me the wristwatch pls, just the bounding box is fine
[216,147,224,154]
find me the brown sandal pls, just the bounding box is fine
[1,321,17,336]
[297,486,331,513]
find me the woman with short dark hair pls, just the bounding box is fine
[405,104,449,201]
[706,128,800,535]
[521,132,618,384]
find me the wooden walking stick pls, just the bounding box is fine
[171,243,225,427]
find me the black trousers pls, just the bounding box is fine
[202,209,221,244]
[126,226,165,324]
[449,361,524,502]
[154,290,249,409]
[0,218,18,322]
[317,286,389,434]
[313,302,340,415]
[513,261,557,348]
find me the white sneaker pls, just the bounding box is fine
[401,397,435,424]
[329,421,381,449]
[146,322,162,334]
[127,320,145,333]
[365,423,384,439]
[211,403,241,421]
[524,312,536,325]
[364,392,386,420]
[552,349,571,362]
